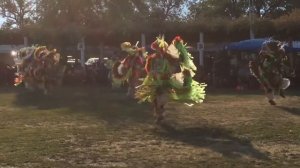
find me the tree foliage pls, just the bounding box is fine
[0,0,300,45]
[188,0,247,19]
[250,0,293,18]
[188,0,295,19]
[0,0,36,29]
[146,0,186,21]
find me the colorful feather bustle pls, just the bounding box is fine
[111,60,132,86]
[111,41,146,89]
[249,39,294,105]
[13,46,65,94]
[172,36,197,72]
[110,41,146,97]
[135,35,207,104]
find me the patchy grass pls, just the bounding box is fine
[0,87,299,168]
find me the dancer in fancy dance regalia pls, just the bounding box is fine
[111,41,147,97]
[135,35,206,124]
[13,46,65,94]
[249,39,295,105]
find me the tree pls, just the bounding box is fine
[130,0,150,16]
[102,0,138,34]
[188,0,247,19]
[36,0,105,27]
[34,0,108,43]
[289,0,300,9]
[188,0,294,20]
[146,0,186,21]
[250,0,293,18]
[0,0,35,29]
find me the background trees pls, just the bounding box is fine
[0,0,36,29]
[0,0,300,45]
[188,0,247,19]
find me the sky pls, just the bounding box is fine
[0,17,4,26]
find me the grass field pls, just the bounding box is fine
[0,86,299,168]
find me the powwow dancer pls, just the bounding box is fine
[13,46,65,94]
[135,36,206,124]
[249,39,295,105]
[111,41,147,97]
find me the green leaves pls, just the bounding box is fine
[0,0,35,29]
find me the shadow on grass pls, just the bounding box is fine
[155,123,269,160]
[13,86,152,124]
[207,88,261,96]
[206,88,300,97]
[276,106,300,116]
[0,87,22,94]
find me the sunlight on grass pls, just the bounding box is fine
[0,87,299,168]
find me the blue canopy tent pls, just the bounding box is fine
[287,46,300,52]
[226,38,266,52]
[226,38,300,53]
